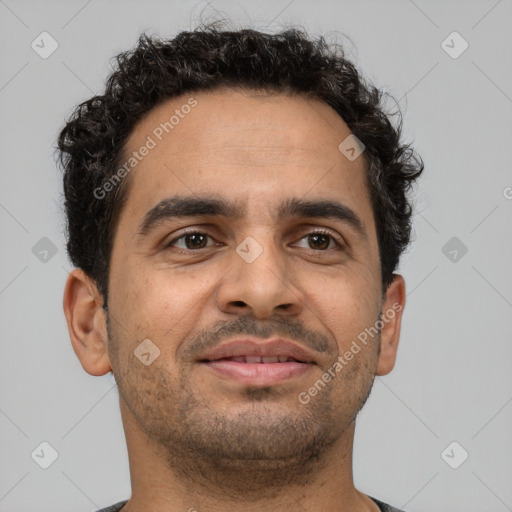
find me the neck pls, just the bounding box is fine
[118,398,379,512]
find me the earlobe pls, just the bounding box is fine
[376,273,406,376]
[63,269,112,376]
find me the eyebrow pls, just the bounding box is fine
[136,195,368,241]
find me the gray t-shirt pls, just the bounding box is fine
[95,496,406,511]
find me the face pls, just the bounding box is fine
[102,87,400,478]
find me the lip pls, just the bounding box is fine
[198,338,318,364]
[198,338,317,386]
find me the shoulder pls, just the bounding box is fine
[94,500,128,512]
[370,496,408,512]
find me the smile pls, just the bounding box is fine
[201,358,315,386]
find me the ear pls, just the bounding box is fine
[63,268,112,376]
[376,273,406,376]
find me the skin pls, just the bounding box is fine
[63,87,406,512]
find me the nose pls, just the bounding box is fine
[215,232,304,319]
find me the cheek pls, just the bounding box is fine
[303,266,381,350]
[116,265,220,350]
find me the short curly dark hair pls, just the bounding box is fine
[57,21,423,308]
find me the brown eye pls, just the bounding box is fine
[307,233,332,250]
[295,230,343,251]
[167,231,214,250]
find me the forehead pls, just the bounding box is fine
[117,87,374,236]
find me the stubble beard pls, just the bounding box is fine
[107,315,379,496]
[114,360,377,495]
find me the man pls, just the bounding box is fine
[59,22,423,512]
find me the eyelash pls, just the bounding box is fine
[165,227,345,253]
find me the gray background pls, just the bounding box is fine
[1,0,511,510]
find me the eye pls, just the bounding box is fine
[165,228,345,253]
[166,230,218,251]
[294,229,344,251]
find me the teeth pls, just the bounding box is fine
[245,356,262,363]
[221,355,299,363]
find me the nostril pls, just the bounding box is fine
[233,301,246,307]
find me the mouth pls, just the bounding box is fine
[201,358,314,386]
[205,355,305,363]
[198,339,318,386]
